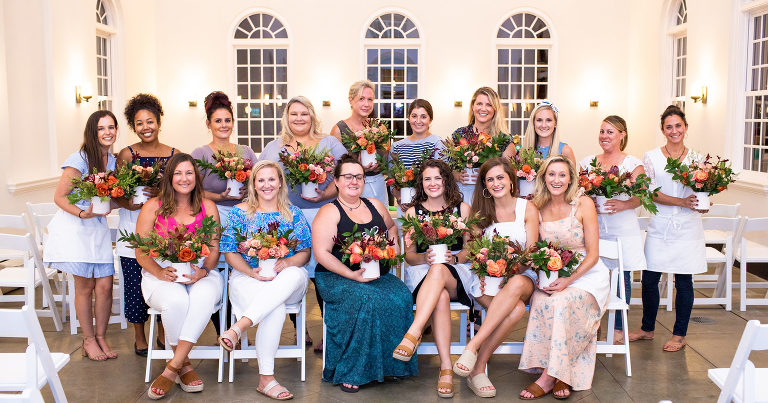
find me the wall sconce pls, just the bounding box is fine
[691,86,707,104]
[454,101,462,107]
[75,85,92,103]
[188,100,198,107]
[589,100,599,108]
[322,100,331,107]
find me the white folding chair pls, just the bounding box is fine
[228,292,307,382]
[693,217,741,311]
[0,306,69,403]
[0,388,45,403]
[145,262,229,383]
[24,211,67,320]
[0,230,63,332]
[596,239,631,377]
[734,217,768,311]
[708,320,768,403]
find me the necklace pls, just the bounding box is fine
[338,197,362,210]
[664,145,686,160]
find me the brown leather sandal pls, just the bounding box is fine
[177,360,204,393]
[437,369,454,398]
[519,382,549,400]
[392,332,421,361]
[148,363,179,400]
[553,380,571,400]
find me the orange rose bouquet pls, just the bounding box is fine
[467,230,528,296]
[579,158,659,214]
[379,150,432,205]
[118,215,221,282]
[340,118,395,166]
[67,169,130,214]
[334,224,403,279]
[114,154,166,204]
[664,153,736,212]
[232,221,301,277]
[279,142,336,198]
[195,149,254,197]
[528,240,582,288]
[400,210,480,264]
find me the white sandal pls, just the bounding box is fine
[217,327,242,352]
[467,373,496,398]
[257,379,294,400]
[452,349,477,377]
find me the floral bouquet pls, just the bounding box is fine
[664,154,736,212]
[279,143,336,198]
[579,158,659,214]
[510,147,544,197]
[333,224,402,279]
[379,149,433,205]
[340,118,395,167]
[67,169,128,214]
[232,221,301,277]
[118,215,221,282]
[115,155,165,204]
[195,150,254,197]
[527,240,583,288]
[399,210,480,264]
[467,230,528,296]
[442,127,508,184]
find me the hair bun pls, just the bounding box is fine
[204,91,232,114]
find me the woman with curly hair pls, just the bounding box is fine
[115,93,175,356]
[392,159,472,398]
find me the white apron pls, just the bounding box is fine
[44,208,113,264]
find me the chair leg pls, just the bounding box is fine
[621,309,631,377]
[300,297,306,382]
[68,276,78,335]
[145,313,157,383]
[741,261,747,311]
[666,274,674,312]
[459,311,467,345]
[606,311,615,357]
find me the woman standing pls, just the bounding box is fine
[218,160,310,400]
[116,93,175,356]
[451,157,538,398]
[45,110,119,361]
[330,80,389,207]
[519,155,608,399]
[389,99,444,207]
[135,153,222,400]
[191,91,257,225]
[312,155,416,393]
[259,96,347,351]
[628,105,705,352]
[393,159,472,398]
[450,87,515,205]
[579,115,647,342]
[521,101,576,164]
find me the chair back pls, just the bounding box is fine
[717,320,768,403]
[636,216,650,231]
[0,214,29,232]
[25,202,58,216]
[27,213,55,250]
[704,203,741,218]
[598,239,625,301]
[741,216,768,233]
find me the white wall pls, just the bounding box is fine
[0,0,765,216]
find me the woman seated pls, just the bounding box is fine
[135,153,222,400]
[312,154,417,393]
[218,160,310,400]
[452,157,539,398]
[392,159,473,398]
[518,155,609,400]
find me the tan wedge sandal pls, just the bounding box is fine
[392,332,421,361]
[437,368,455,398]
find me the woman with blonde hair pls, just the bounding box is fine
[218,160,311,400]
[518,155,608,399]
[450,87,516,205]
[259,95,346,351]
[521,101,576,164]
[330,80,389,207]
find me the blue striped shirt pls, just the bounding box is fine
[390,134,445,168]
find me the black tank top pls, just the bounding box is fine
[413,203,464,253]
[314,198,392,275]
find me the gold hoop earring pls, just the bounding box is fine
[482,188,492,199]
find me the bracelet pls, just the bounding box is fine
[78,209,84,218]
[202,267,211,274]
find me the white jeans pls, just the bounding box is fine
[145,270,223,346]
[362,173,389,207]
[229,266,308,375]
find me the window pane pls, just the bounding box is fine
[263,49,274,64]
[498,49,509,65]
[511,49,522,64]
[523,49,535,64]
[381,49,391,64]
[277,84,287,99]
[276,49,287,64]
[237,49,247,64]
[393,66,405,82]
[406,84,417,99]
[367,49,378,64]
[523,67,535,82]
[263,67,274,82]
[367,67,378,82]
[511,67,521,82]
[498,84,508,99]
[407,66,417,82]
[250,49,260,64]
[407,49,418,64]
[237,67,247,82]
[498,67,509,82]
[276,67,287,82]
[394,49,405,64]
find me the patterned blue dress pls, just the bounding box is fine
[314,198,418,386]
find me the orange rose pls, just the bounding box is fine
[478,132,490,144]
[356,138,368,148]
[496,259,507,275]
[486,260,502,276]
[148,249,159,258]
[693,170,708,182]
[299,163,308,171]
[235,170,247,183]
[458,138,469,147]
[592,176,604,187]
[547,255,563,271]
[257,248,270,260]
[200,244,210,257]
[521,164,531,173]
[349,243,363,256]
[110,187,125,198]
[386,246,396,259]
[318,172,327,183]
[404,169,414,181]
[107,176,118,186]
[350,253,362,264]
[371,247,385,260]
[436,226,449,238]
[177,247,196,262]
[681,171,689,179]
[308,171,317,181]
[96,183,109,197]
[278,244,290,257]
[366,144,376,154]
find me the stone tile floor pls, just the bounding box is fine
[2,279,768,402]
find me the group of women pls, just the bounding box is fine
[42,79,707,400]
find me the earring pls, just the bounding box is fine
[482,188,492,199]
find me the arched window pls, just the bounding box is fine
[95,0,115,111]
[364,11,421,140]
[496,12,553,137]
[744,7,768,172]
[232,12,289,153]
[669,0,688,109]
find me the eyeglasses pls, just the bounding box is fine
[338,174,364,182]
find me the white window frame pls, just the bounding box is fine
[95,0,116,111]
[362,9,423,141]
[668,0,688,110]
[228,9,291,154]
[494,8,556,138]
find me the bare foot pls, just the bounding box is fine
[614,329,625,344]
[313,338,323,353]
[663,335,687,352]
[82,336,107,361]
[628,329,654,342]
[95,336,117,359]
